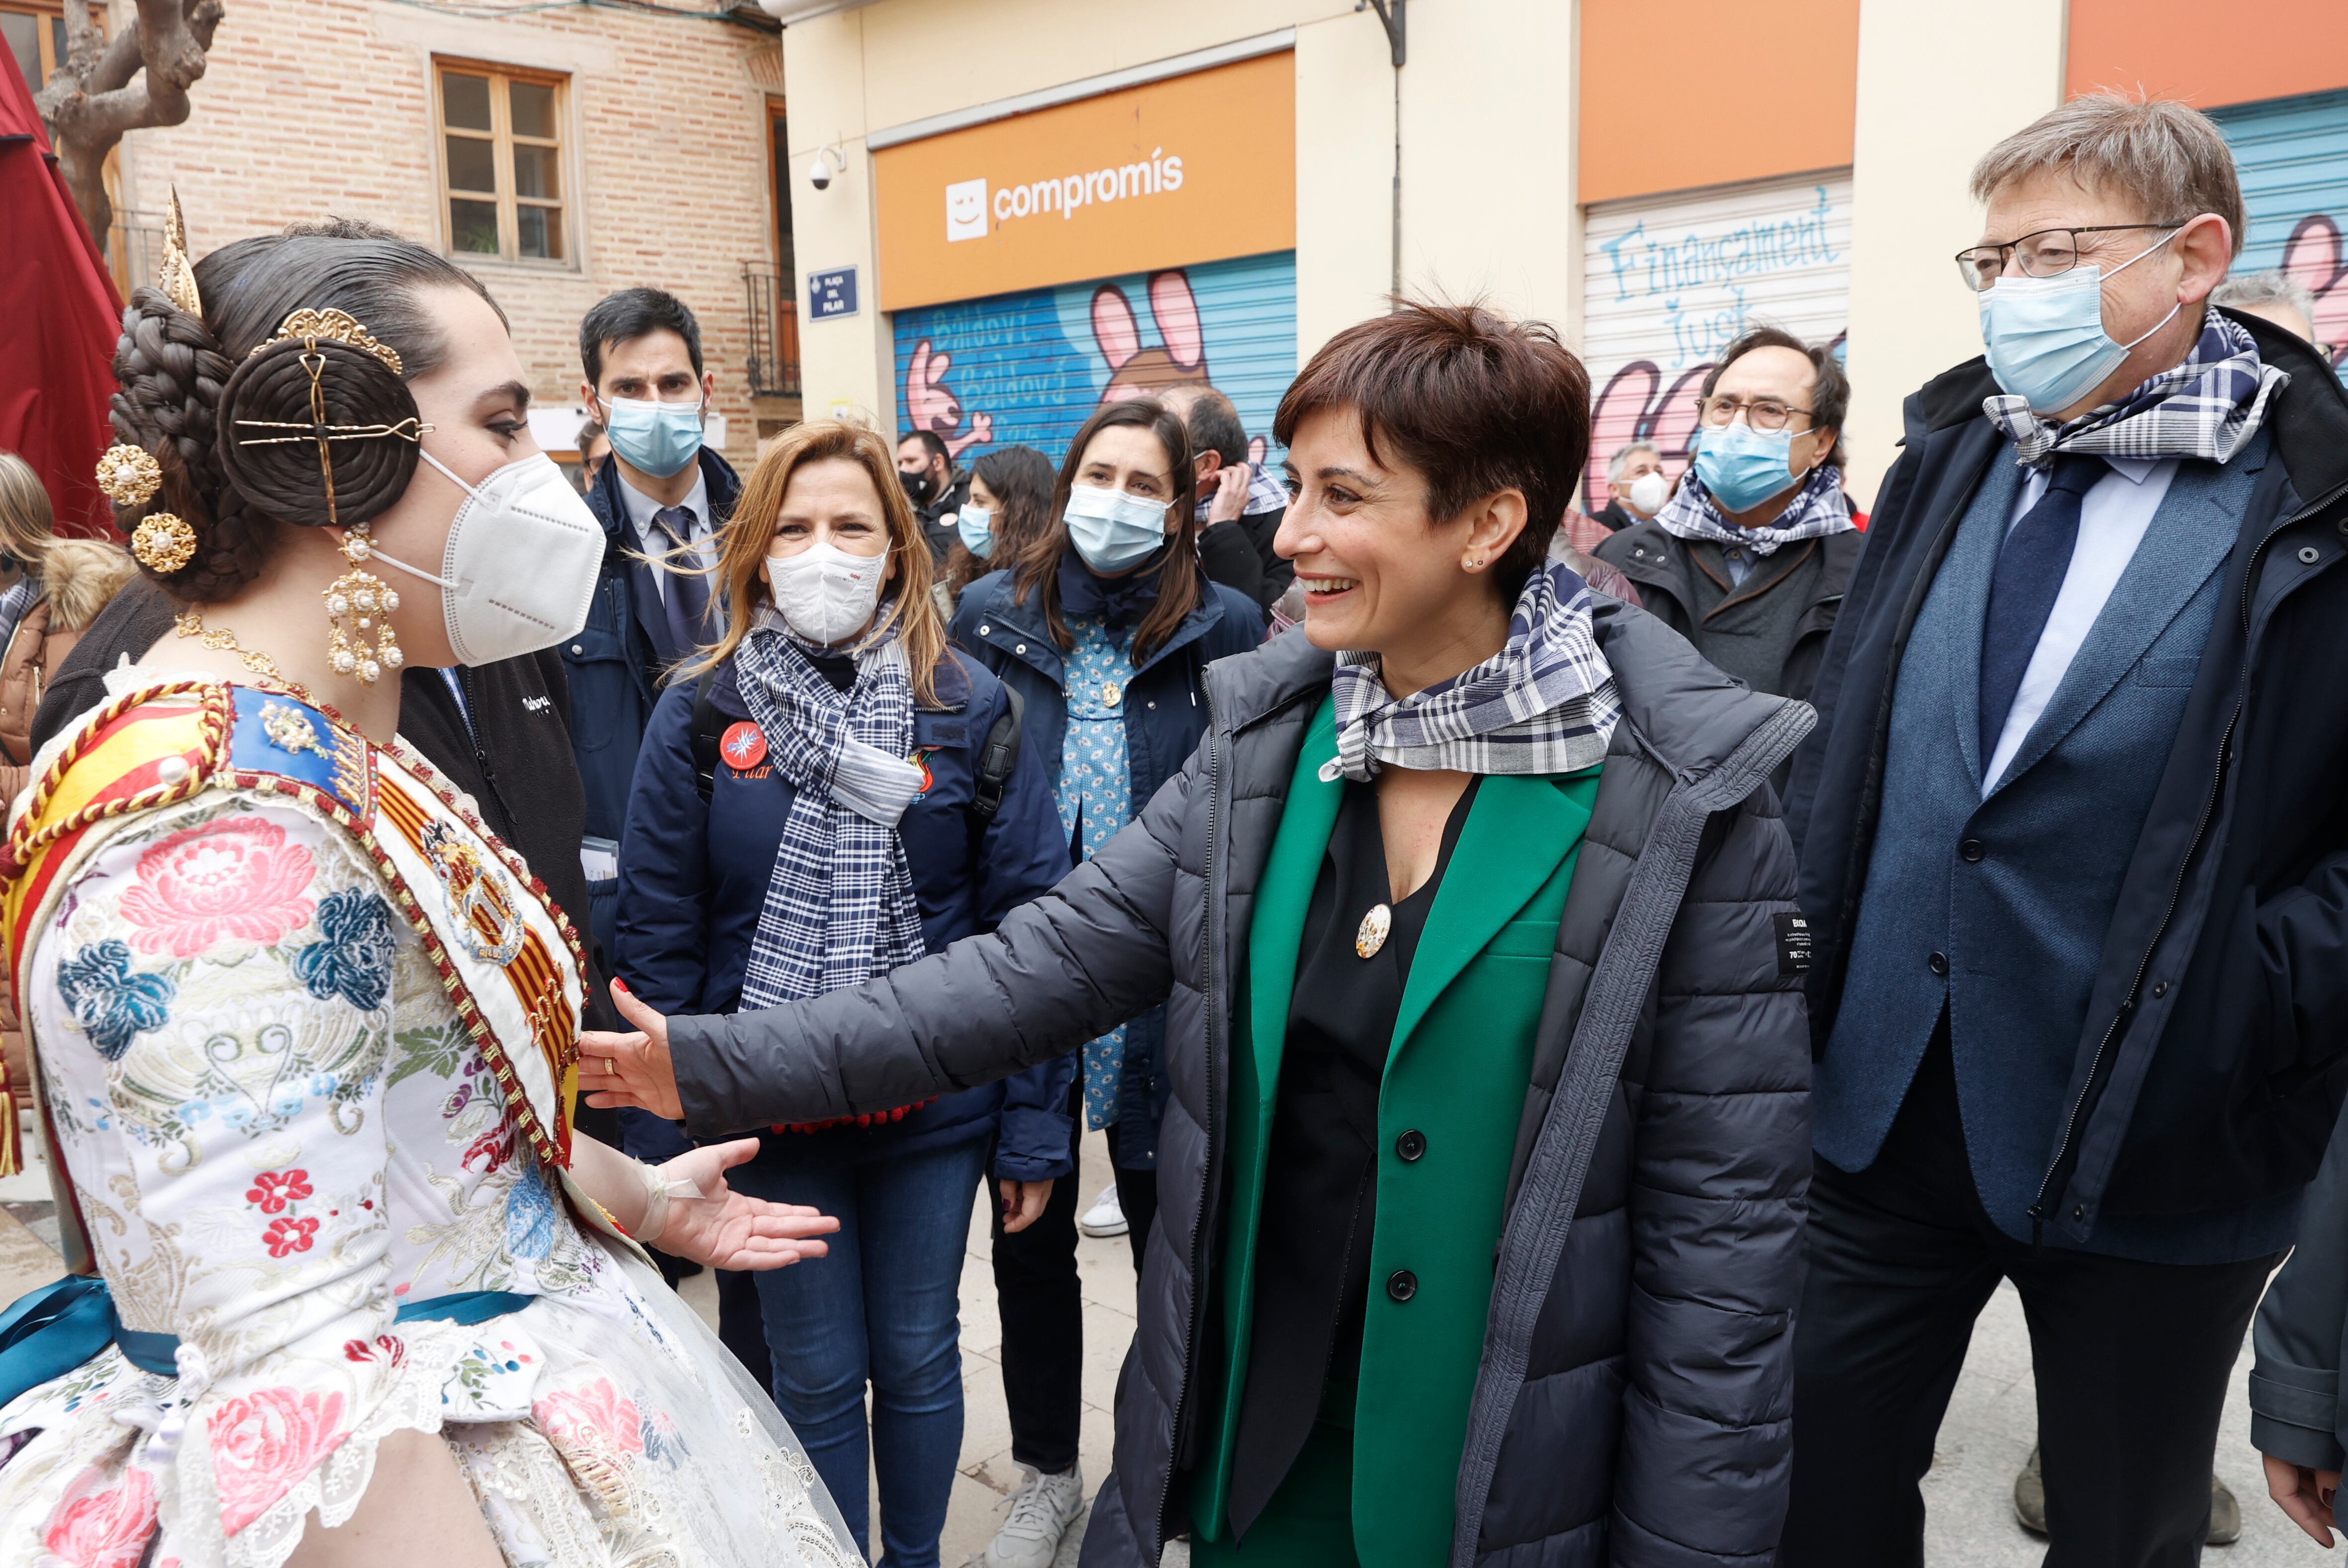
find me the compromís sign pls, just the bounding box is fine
[875,51,1294,312]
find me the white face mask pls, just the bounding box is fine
[1064,483,1170,574]
[766,541,887,647]
[390,450,604,666]
[1627,470,1670,515]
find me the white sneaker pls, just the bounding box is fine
[1077,1183,1126,1238]
[976,1465,1083,1568]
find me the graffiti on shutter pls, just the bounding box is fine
[1580,173,1853,508]
[2214,89,2348,374]
[893,250,1297,470]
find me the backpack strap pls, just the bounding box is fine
[970,682,1024,824]
[691,665,723,804]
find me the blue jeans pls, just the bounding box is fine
[728,1135,988,1568]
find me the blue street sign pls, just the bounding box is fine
[809,267,859,320]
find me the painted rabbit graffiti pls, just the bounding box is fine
[2280,213,2348,366]
[902,339,994,460]
[891,255,1294,469]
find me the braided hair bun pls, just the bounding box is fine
[216,333,420,530]
[103,220,509,602]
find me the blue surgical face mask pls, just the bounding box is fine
[1064,483,1169,575]
[1977,231,2182,413]
[957,502,996,558]
[1694,422,1806,515]
[600,394,706,479]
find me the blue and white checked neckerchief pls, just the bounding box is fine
[1191,462,1291,522]
[732,612,927,1008]
[1653,461,1858,558]
[1985,308,2289,469]
[1333,560,1620,783]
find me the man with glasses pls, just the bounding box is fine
[1780,95,2348,1567]
[1593,326,1861,770]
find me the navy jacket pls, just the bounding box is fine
[1787,310,2348,1246]
[949,566,1266,1159]
[567,448,743,847]
[614,646,1077,1180]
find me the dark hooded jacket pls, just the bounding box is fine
[666,605,1814,1567]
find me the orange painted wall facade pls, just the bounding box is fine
[872,52,1294,313]
[2066,0,2348,108]
[1578,0,1859,204]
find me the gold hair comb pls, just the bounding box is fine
[255,307,403,376]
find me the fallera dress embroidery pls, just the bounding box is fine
[0,675,858,1568]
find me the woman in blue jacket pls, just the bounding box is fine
[616,420,1073,1568]
[949,399,1263,1565]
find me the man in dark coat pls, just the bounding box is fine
[1595,328,1861,727]
[1780,95,2348,1566]
[897,428,970,565]
[1158,382,1293,610]
[1590,440,1666,532]
[569,289,741,961]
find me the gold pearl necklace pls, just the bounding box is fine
[174,608,313,701]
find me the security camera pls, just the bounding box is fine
[809,145,846,193]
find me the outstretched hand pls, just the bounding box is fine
[581,980,683,1120]
[649,1138,839,1272]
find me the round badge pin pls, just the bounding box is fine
[720,721,768,772]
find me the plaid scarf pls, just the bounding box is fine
[1984,308,2288,468]
[1652,461,1857,557]
[732,611,927,1008]
[1191,462,1292,522]
[1333,560,1620,783]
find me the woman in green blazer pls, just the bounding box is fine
[583,302,1814,1568]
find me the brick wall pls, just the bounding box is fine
[112,0,784,473]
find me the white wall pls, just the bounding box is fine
[1295,9,1398,359]
[1397,0,1580,337]
[1841,0,2066,504]
[780,9,886,424]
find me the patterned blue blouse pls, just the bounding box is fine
[1058,614,1137,1131]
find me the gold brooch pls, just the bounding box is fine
[1356,902,1391,959]
[260,700,334,762]
[257,307,403,376]
[131,513,198,575]
[95,444,162,507]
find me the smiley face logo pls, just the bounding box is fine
[945,177,988,242]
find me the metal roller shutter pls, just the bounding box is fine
[2212,89,2348,371]
[892,249,1297,472]
[1578,172,1853,507]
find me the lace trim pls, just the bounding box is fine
[159,1320,474,1568]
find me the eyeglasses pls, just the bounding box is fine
[1953,224,2183,292]
[1694,394,1814,433]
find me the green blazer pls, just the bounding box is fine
[1193,695,1601,1567]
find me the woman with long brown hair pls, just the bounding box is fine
[941,399,1262,1567]
[611,419,1073,1568]
[942,442,1055,602]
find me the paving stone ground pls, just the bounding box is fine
[1,1124,2326,1563]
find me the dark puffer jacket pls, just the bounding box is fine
[668,607,1814,1566]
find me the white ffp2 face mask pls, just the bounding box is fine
[1627,470,1670,516]
[391,450,604,665]
[766,541,887,647]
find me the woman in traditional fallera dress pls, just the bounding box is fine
[0,212,859,1568]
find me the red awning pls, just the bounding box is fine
[0,32,124,537]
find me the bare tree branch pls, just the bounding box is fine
[34,0,226,257]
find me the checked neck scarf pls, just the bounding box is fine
[1653,461,1857,558]
[1333,560,1620,783]
[1985,308,2288,468]
[732,608,928,1008]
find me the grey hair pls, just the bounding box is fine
[1970,94,2245,260]
[1606,441,1662,484]
[2213,268,2316,324]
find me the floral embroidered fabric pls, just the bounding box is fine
[0,682,859,1568]
[1056,614,1134,1132]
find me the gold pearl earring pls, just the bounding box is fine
[323,526,405,684]
[1466,554,1485,570]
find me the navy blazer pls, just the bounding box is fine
[613,647,1078,1179]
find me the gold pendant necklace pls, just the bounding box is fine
[174,608,313,701]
